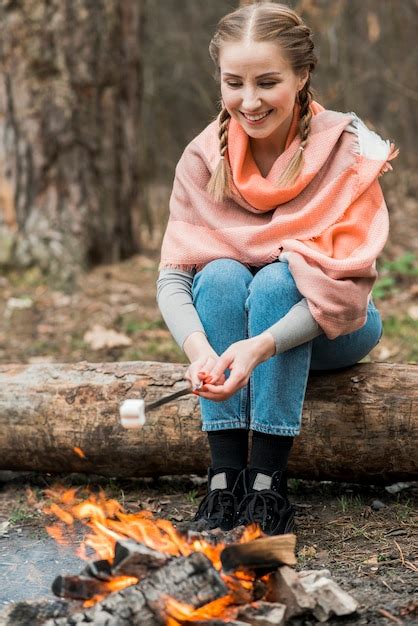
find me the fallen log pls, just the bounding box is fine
[0,360,416,483]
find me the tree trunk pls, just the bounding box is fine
[0,0,144,284]
[0,360,416,484]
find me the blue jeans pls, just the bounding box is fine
[192,258,383,436]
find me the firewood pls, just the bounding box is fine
[220,534,297,573]
[45,552,228,625]
[51,574,106,601]
[81,558,113,581]
[0,600,70,626]
[111,539,170,577]
[0,361,417,483]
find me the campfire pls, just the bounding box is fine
[5,485,359,625]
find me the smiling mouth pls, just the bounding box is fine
[240,110,273,122]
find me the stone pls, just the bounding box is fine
[237,601,287,626]
[266,566,316,619]
[298,571,359,622]
[371,499,386,510]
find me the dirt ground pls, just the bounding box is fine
[0,172,417,623]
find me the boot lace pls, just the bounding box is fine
[193,489,236,529]
[237,490,287,532]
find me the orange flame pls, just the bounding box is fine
[105,576,139,592]
[39,485,266,614]
[165,594,238,625]
[73,447,86,459]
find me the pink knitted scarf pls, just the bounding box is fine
[159,102,398,338]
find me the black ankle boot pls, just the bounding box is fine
[235,468,295,536]
[192,467,246,532]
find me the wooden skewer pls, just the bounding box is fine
[145,381,203,411]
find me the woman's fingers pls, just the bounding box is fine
[207,354,233,384]
[199,371,247,400]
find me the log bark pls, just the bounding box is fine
[0,360,417,483]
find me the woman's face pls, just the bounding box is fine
[219,40,308,148]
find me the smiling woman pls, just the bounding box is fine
[156,1,398,537]
[219,41,308,158]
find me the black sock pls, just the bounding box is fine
[248,430,294,497]
[207,429,249,489]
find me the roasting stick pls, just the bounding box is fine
[119,381,203,429]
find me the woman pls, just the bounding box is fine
[156,2,397,536]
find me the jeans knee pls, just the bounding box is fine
[248,262,301,305]
[192,258,252,298]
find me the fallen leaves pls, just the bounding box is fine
[298,545,317,559]
[83,325,132,350]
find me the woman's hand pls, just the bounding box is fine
[184,354,226,392]
[194,334,276,402]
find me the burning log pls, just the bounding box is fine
[221,534,297,573]
[46,551,228,625]
[52,574,108,601]
[111,539,170,577]
[0,360,416,483]
[0,518,359,626]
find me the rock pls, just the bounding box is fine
[298,570,359,622]
[385,482,412,494]
[266,566,316,619]
[298,569,332,580]
[237,601,287,626]
[371,499,386,511]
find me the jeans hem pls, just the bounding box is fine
[250,422,300,436]
[201,420,249,432]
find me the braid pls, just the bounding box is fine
[219,106,231,158]
[274,75,313,188]
[298,77,313,150]
[206,106,233,201]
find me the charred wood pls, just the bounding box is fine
[0,600,71,626]
[46,552,228,625]
[111,539,170,577]
[51,574,106,601]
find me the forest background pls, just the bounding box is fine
[0,0,417,618]
[0,0,417,366]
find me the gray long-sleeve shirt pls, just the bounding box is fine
[156,267,323,355]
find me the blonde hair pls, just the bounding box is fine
[206,1,317,202]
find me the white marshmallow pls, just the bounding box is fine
[119,399,146,429]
